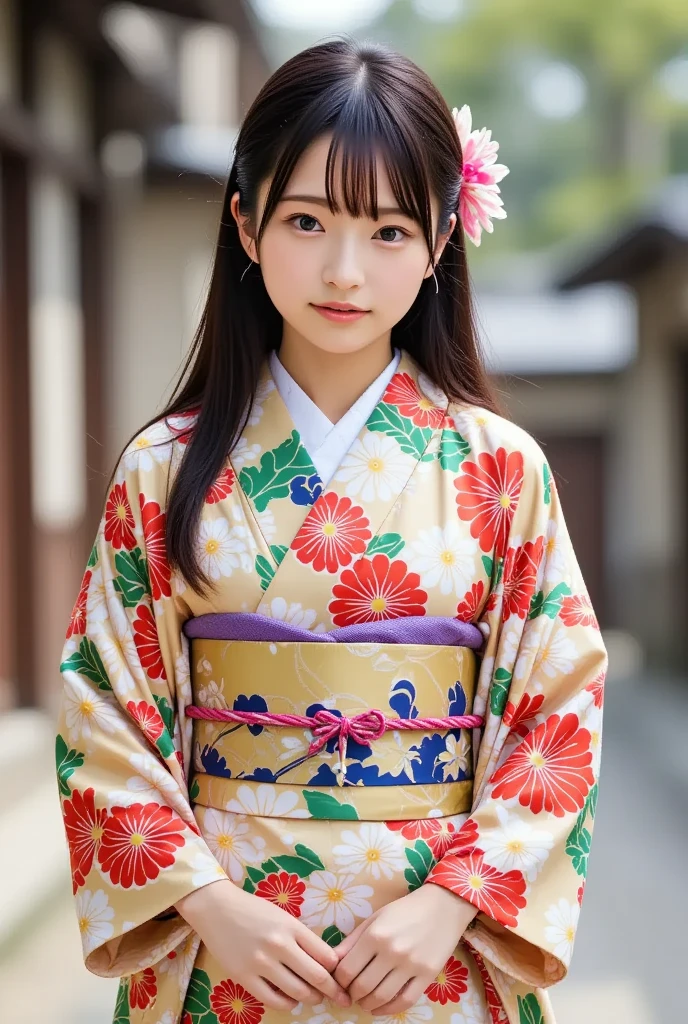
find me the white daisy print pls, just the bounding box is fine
[542,519,567,584]
[408,523,478,597]
[225,782,309,818]
[231,436,261,468]
[95,611,144,698]
[158,932,199,991]
[289,1002,342,1024]
[375,995,433,1024]
[544,899,580,964]
[335,431,415,503]
[62,676,124,743]
[256,506,277,543]
[190,850,228,887]
[257,597,327,633]
[450,985,488,1024]
[527,624,578,685]
[200,809,266,882]
[108,753,193,827]
[332,823,406,880]
[248,377,276,425]
[479,805,553,881]
[155,1013,177,1024]
[75,888,115,955]
[301,871,373,933]
[196,519,251,580]
[124,429,172,472]
[85,566,108,625]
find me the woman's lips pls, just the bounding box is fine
[310,304,370,323]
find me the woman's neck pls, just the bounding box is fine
[276,333,394,424]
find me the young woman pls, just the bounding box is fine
[57,38,606,1024]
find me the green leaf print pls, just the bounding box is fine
[404,840,436,891]
[60,638,111,691]
[528,582,571,621]
[155,729,175,759]
[112,547,149,607]
[113,979,130,1023]
[585,781,599,820]
[87,542,99,568]
[153,693,175,736]
[519,993,545,1024]
[565,807,592,876]
[365,533,405,560]
[436,428,471,471]
[268,844,326,878]
[322,925,346,947]
[481,555,494,580]
[185,967,213,1016]
[55,734,85,797]
[239,431,316,513]
[303,789,359,820]
[189,777,200,802]
[366,403,433,459]
[543,463,552,505]
[490,668,512,717]
[255,545,289,592]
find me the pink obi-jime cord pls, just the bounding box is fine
[185,704,484,781]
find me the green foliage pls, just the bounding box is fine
[56,734,85,797]
[239,432,316,512]
[60,638,111,691]
[366,533,405,559]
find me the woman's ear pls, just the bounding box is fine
[423,212,457,280]
[230,191,260,264]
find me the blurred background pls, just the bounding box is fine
[0,0,687,1021]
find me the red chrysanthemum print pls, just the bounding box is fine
[501,538,544,620]
[427,850,526,929]
[385,818,458,858]
[207,467,236,504]
[585,671,605,709]
[292,493,371,573]
[104,482,136,550]
[129,968,157,1010]
[560,593,600,630]
[210,979,265,1024]
[446,817,481,855]
[425,955,469,1004]
[455,448,524,557]
[126,698,166,744]
[63,787,107,893]
[98,802,186,888]
[66,569,91,639]
[254,871,306,917]
[382,372,445,428]
[473,951,509,1024]
[139,494,171,600]
[490,713,594,817]
[329,555,427,627]
[456,581,485,622]
[132,604,167,681]
[503,693,545,740]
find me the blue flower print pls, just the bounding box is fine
[289,473,323,506]
[389,679,419,720]
[200,744,232,778]
[448,682,468,717]
[233,693,268,736]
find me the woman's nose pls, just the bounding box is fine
[322,240,365,291]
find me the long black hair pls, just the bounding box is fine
[130,38,500,593]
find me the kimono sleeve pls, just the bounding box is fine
[425,436,607,990]
[56,446,224,978]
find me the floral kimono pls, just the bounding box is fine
[57,350,606,1024]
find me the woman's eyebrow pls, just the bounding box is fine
[279,193,407,217]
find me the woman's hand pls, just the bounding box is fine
[333,883,478,1015]
[175,880,352,1012]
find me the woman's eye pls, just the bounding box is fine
[377,226,405,243]
[291,214,321,232]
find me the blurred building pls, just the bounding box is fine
[0,0,269,718]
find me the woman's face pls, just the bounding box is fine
[231,134,456,358]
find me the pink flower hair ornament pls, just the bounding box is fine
[452,104,509,247]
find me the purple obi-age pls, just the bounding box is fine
[183,613,484,819]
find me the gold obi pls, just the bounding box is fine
[189,640,477,822]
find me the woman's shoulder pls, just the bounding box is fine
[445,401,548,472]
[114,411,199,497]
